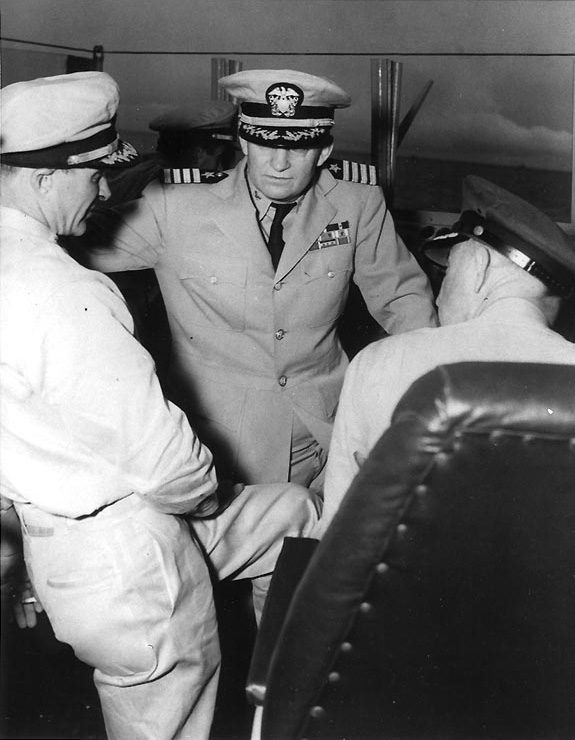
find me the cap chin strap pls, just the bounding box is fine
[457,210,574,299]
[67,136,119,165]
[0,124,121,169]
[240,113,334,128]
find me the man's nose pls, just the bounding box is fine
[98,177,111,202]
[270,148,290,171]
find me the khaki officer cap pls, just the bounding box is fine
[0,71,139,169]
[423,176,575,298]
[149,100,237,141]
[219,69,351,149]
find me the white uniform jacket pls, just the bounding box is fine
[0,206,216,517]
[321,297,575,532]
[83,159,437,483]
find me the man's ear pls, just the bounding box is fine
[239,138,248,157]
[472,243,492,293]
[33,169,56,195]
[317,142,334,167]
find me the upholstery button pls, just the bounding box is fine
[359,602,373,614]
[309,706,326,719]
[340,641,352,653]
[328,671,341,683]
[210,276,218,284]
[275,329,285,340]
[327,271,335,278]
[278,375,287,387]
[273,282,283,291]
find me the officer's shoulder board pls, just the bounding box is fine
[323,158,379,186]
[162,168,229,185]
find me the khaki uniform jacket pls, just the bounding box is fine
[86,159,437,483]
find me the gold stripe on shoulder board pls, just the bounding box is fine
[163,168,229,184]
[324,158,379,186]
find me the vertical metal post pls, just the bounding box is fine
[371,59,386,184]
[371,58,402,206]
[92,45,104,71]
[212,58,243,101]
[571,59,575,227]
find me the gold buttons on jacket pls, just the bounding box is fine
[273,282,283,291]
[278,375,287,387]
[327,271,335,278]
[275,329,285,340]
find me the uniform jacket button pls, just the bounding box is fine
[278,375,287,387]
[275,329,285,340]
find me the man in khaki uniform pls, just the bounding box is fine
[80,69,437,487]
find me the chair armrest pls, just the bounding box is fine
[246,536,318,705]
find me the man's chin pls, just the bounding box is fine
[264,188,297,203]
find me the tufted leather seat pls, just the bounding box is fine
[247,361,575,740]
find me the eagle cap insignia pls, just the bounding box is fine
[266,83,303,117]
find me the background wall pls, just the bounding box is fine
[4,0,574,57]
[2,0,574,215]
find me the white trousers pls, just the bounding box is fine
[17,484,320,740]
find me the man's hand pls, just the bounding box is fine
[13,575,44,629]
[189,481,245,519]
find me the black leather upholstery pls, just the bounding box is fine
[251,362,575,739]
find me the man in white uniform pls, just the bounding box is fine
[320,176,575,533]
[0,72,320,740]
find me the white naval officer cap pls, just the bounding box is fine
[219,69,351,149]
[0,71,139,169]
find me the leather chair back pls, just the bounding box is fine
[257,362,575,739]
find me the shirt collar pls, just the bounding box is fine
[476,296,550,328]
[0,206,58,243]
[244,171,305,222]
